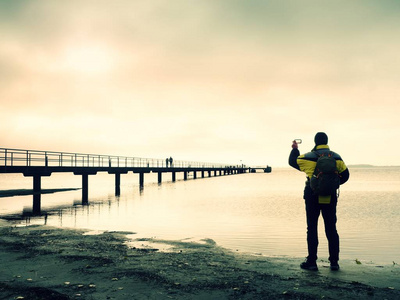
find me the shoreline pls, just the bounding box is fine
[0,188,80,198]
[0,224,399,299]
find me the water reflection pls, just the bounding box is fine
[1,168,400,264]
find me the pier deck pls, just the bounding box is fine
[1,148,247,214]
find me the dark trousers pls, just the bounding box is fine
[304,186,339,262]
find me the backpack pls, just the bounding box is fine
[310,152,340,196]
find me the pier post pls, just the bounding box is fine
[172,172,176,182]
[193,171,197,179]
[74,171,96,204]
[115,173,121,196]
[139,173,144,188]
[184,172,187,180]
[33,175,41,215]
[201,171,204,178]
[24,171,51,215]
[82,174,89,204]
[158,172,162,184]
[208,171,211,177]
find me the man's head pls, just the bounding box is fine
[314,132,328,145]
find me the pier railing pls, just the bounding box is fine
[0,148,230,169]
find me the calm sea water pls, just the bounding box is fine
[1,167,399,265]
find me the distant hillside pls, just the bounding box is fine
[348,164,400,168]
[347,164,375,168]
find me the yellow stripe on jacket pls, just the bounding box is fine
[297,145,347,179]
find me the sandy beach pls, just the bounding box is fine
[0,223,399,300]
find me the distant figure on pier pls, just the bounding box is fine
[169,157,173,167]
[166,158,169,168]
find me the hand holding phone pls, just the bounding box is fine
[292,139,302,149]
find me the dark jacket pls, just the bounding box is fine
[289,144,350,185]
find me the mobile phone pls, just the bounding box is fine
[294,139,302,144]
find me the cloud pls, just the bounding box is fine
[1,0,400,166]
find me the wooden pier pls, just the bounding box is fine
[0,148,247,214]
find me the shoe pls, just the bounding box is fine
[330,261,340,271]
[300,259,318,271]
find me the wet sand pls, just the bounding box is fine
[0,223,399,299]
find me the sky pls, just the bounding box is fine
[1,0,400,167]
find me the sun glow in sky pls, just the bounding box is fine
[1,0,400,167]
[60,44,115,75]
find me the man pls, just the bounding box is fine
[289,132,349,271]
